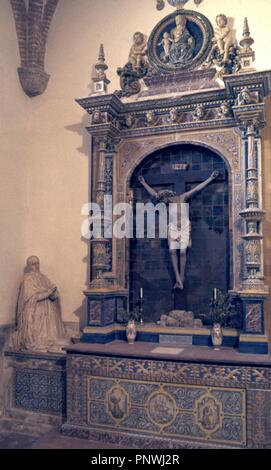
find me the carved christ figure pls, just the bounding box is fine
[138,171,219,290]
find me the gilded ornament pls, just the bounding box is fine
[217,103,232,119]
[92,110,102,124]
[193,104,206,121]
[169,108,179,123]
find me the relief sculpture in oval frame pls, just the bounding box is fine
[147,10,213,73]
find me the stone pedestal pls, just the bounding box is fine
[3,350,66,430]
[234,293,268,354]
[82,287,128,343]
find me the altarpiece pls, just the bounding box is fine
[5,1,271,449]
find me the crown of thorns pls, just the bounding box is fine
[155,190,176,201]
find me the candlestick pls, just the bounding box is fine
[139,289,144,325]
[214,288,217,301]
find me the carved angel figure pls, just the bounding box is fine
[128,32,148,70]
[208,14,235,63]
[169,108,179,123]
[217,103,232,119]
[193,104,206,121]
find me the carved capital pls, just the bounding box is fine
[96,136,108,153]
[233,102,265,131]
[106,137,121,154]
[96,135,120,154]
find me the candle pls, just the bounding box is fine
[140,288,144,299]
[214,288,217,301]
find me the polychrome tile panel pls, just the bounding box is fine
[87,377,246,446]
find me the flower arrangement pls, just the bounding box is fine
[200,289,237,327]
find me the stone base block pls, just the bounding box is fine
[3,350,66,424]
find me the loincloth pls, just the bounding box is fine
[168,220,192,251]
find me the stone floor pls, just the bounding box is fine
[0,429,123,449]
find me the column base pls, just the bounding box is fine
[83,286,128,327]
[231,289,268,340]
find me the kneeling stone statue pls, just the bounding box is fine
[158,310,202,328]
[10,256,69,353]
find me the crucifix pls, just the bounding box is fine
[138,169,220,290]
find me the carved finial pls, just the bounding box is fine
[98,44,106,63]
[243,17,250,36]
[239,18,255,72]
[95,44,108,79]
[240,18,254,52]
[92,44,110,95]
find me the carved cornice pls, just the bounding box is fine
[119,118,236,139]
[224,71,271,99]
[76,94,124,115]
[77,71,271,141]
[85,123,121,140]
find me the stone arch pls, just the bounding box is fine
[122,134,237,193]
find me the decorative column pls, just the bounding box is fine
[76,72,129,341]
[89,136,109,289]
[82,134,128,339]
[233,97,269,353]
[240,121,265,286]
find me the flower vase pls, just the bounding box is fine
[126,320,137,344]
[211,323,223,350]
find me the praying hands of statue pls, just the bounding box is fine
[49,285,58,301]
[35,285,57,302]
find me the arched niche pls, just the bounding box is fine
[129,143,231,322]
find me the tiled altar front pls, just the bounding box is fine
[63,342,271,449]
